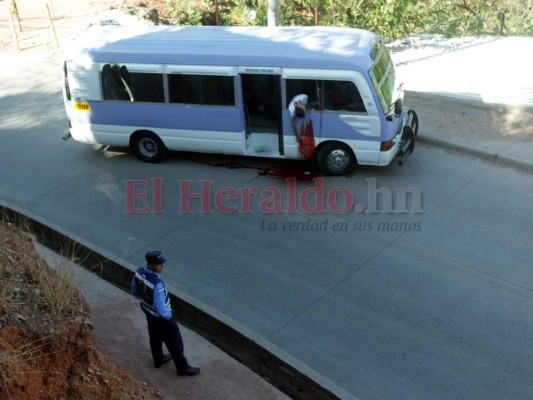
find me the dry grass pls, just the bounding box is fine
[0,212,86,322]
[29,257,84,321]
[0,213,87,392]
[0,272,6,313]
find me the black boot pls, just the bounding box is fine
[154,353,172,368]
[177,365,200,376]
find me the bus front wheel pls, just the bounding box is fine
[131,131,167,163]
[316,142,356,176]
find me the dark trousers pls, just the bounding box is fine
[144,311,189,370]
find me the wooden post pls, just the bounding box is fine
[44,1,59,49]
[10,0,22,31]
[7,0,20,51]
[46,0,54,19]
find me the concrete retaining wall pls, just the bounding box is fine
[0,201,357,400]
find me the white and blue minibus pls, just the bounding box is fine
[62,25,418,175]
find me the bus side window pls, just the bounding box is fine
[211,75,235,106]
[102,64,131,101]
[168,74,235,106]
[168,74,193,103]
[102,64,164,103]
[324,80,366,113]
[128,70,164,103]
[285,79,319,109]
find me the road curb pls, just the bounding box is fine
[417,133,533,174]
[417,133,498,161]
[0,201,357,400]
[405,90,533,111]
[493,152,533,173]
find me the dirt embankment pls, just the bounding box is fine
[0,221,162,400]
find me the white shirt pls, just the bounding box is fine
[288,94,308,117]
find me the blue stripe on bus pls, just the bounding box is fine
[85,102,243,132]
[74,103,396,143]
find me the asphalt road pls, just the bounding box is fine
[2,53,533,400]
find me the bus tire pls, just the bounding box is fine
[131,131,167,163]
[316,142,356,176]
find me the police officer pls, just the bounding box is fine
[131,251,200,376]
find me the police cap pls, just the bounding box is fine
[145,251,167,265]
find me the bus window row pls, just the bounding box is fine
[101,63,366,113]
[101,64,235,106]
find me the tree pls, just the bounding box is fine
[166,0,532,37]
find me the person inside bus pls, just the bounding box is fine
[288,93,309,143]
[102,64,133,101]
[102,64,123,100]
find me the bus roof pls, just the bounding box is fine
[67,25,379,72]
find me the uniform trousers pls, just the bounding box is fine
[143,310,188,370]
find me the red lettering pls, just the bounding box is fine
[299,178,326,214]
[179,180,213,214]
[285,177,298,213]
[215,186,238,214]
[239,186,259,213]
[152,177,164,214]
[327,187,355,214]
[124,180,150,213]
[259,187,283,213]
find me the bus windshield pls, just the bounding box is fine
[369,43,396,114]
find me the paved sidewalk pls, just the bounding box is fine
[392,36,533,172]
[407,91,533,172]
[392,36,533,108]
[36,244,290,400]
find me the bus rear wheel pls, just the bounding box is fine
[317,142,356,176]
[132,131,167,163]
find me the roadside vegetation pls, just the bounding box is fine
[162,0,532,38]
[0,213,161,399]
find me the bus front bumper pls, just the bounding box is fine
[396,109,418,166]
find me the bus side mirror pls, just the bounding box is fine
[394,98,403,116]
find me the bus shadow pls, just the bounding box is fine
[104,147,374,181]
[183,152,320,181]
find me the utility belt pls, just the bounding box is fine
[140,301,162,318]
